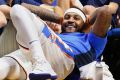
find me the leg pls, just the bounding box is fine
[0,57,23,79]
[10,4,56,80]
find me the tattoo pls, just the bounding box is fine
[21,3,63,24]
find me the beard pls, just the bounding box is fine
[61,22,81,33]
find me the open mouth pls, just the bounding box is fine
[66,26,76,29]
[65,25,76,32]
[67,25,74,28]
[66,24,76,28]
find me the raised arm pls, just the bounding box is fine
[91,5,112,37]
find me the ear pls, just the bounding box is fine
[81,17,91,33]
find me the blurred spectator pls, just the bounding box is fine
[80,0,120,27]
[57,0,83,12]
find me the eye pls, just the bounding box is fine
[64,15,70,20]
[74,15,81,20]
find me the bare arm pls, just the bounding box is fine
[54,6,64,17]
[0,11,7,28]
[91,5,112,37]
[21,3,63,24]
[0,5,11,19]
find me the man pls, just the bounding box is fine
[0,4,113,80]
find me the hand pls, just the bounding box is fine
[46,21,61,33]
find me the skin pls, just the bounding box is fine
[58,0,83,12]
[39,0,63,33]
[0,11,7,28]
[0,5,11,19]
[0,5,11,28]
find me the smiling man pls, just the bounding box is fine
[62,8,86,33]
[0,4,113,80]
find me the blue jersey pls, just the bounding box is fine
[108,28,120,37]
[42,26,107,67]
[58,32,107,67]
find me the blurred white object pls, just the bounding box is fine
[79,61,114,80]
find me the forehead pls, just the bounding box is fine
[64,12,82,18]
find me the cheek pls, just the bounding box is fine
[77,21,84,28]
[62,21,67,26]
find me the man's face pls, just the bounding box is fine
[62,12,84,33]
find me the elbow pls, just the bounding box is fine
[10,4,25,20]
[96,5,112,26]
[0,11,7,28]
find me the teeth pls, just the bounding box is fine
[67,26,74,28]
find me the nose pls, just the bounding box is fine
[67,17,75,24]
[67,21,74,24]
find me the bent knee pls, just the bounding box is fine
[10,4,28,19]
[10,4,22,16]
